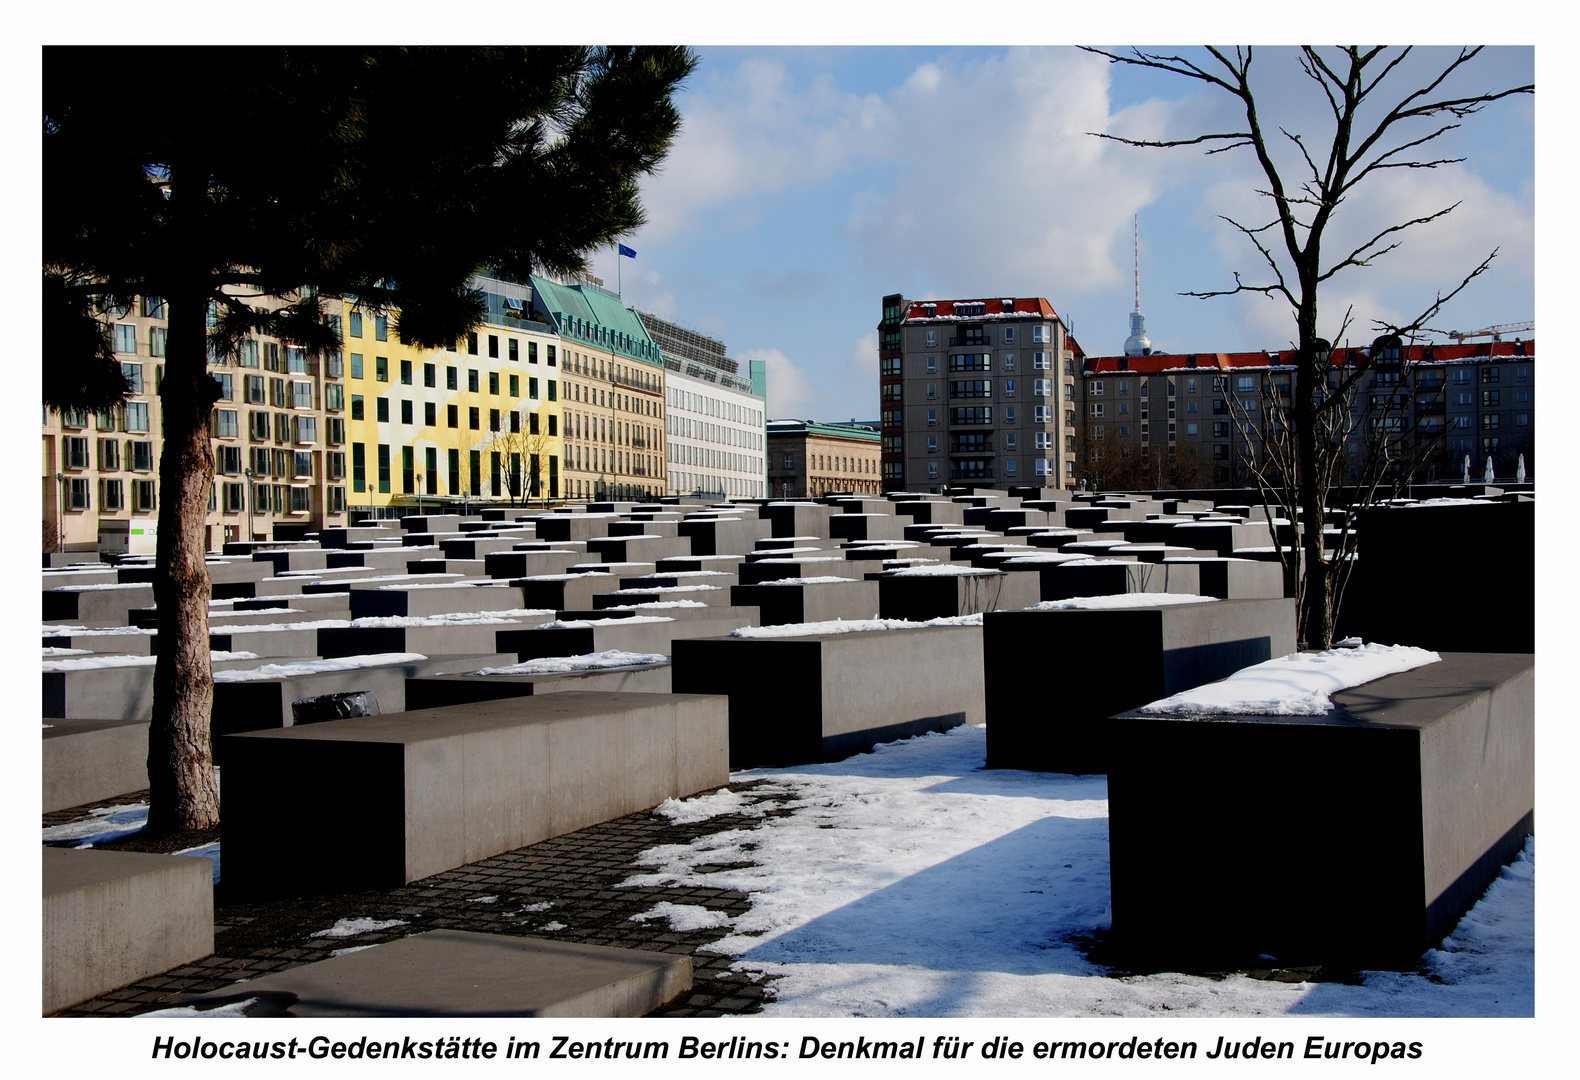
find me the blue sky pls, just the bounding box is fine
[580,46,1534,422]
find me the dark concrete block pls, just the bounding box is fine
[1349,502,1533,652]
[672,624,984,767]
[1163,557,1285,599]
[1041,559,1200,601]
[877,569,1040,622]
[403,661,673,711]
[730,579,880,626]
[1108,653,1534,967]
[983,598,1296,772]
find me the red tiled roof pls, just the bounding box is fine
[902,298,1058,322]
[1081,339,1533,375]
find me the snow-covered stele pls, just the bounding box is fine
[471,650,668,676]
[213,654,427,682]
[1134,643,1441,717]
[1029,594,1218,611]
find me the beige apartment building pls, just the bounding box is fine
[531,277,667,502]
[42,291,351,553]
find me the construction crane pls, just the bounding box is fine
[1445,320,1534,343]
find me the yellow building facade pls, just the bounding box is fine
[343,279,563,511]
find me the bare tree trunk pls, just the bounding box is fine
[1294,296,1332,650]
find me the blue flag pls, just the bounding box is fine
[618,244,637,259]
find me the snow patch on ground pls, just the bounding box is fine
[618,724,1533,1017]
[538,921,567,932]
[1135,643,1440,716]
[310,917,408,939]
[653,788,764,824]
[328,945,379,958]
[630,902,735,932]
[42,803,149,847]
[471,650,668,676]
[136,998,261,1018]
[214,653,427,682]
[1029,594,1218,611]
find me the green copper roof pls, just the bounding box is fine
[528,277,663,368]
[766,419,881,443]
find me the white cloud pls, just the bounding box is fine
[743,347,823,419]
[638,57,896,243]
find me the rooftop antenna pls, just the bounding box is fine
[1123,214,1152,357]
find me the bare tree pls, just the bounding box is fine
[1083,46,1531,647]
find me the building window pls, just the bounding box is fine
[1033,405,1051,423]
[509,374,520,397]
[1213,422,1229,438]
[927,409,938,427]
[375,356,388,382]
[400,359,412,385]
[1517,413,1528,426]
[489,334,500,359]
[374,315,388,341]
[424,401,436,427]
[293,382,314,409]
[925,330,937,348]
[132,479,156,511]
[926,382,937,399]
[213,409,239,438]
[1186,423,1198,435]
[1090,380,1103,396]
[122,363,144,394]
[123,402,150,432]
[349,311,362,338]
[927,461,939,480]
[401,400,413,425]
[351,394,364,421]
[1482,367,1499,383]
[447,404,458,428]
[1004,379,1016,397]
[927,435,938,453]
[350,352,363,379]
[469,406,480,430]
[376,398,389,423]
[783,453,794,469]
[99,478,123,510]
[1089,403,1104,418]
[468,369,480,393]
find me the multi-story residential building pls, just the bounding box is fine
[1075,339,1535,490]
[43,290,351,552]
[344,276,563,513]
[638,311,768,500]
[884,295,1083,495]
[765,420,882,498]
[531,277,665,502]
[878,293,906,491]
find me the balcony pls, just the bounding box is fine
[1415,400,1446,415]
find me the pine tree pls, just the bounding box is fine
[43,45,696,835]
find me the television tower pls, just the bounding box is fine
[1123,214,1152,357]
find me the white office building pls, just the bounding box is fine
[640,311,768,500]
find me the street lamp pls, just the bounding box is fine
[244,467,254,542]
[415,472,424,516]
[54,471,66,553]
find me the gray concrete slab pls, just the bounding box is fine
[169,930,691,1017]
[44,848,213,1015]
[1041,559,1201,601]
[222,691,729,894]
[877,568,1040,621]
[349,582,524,619]
[404,661,673,711]
[730,579,880,627]
[673,623,984,768]
[43,718,149,813]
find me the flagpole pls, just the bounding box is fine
[617,241,622,298]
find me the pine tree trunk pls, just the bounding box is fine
[146,286,221,833]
